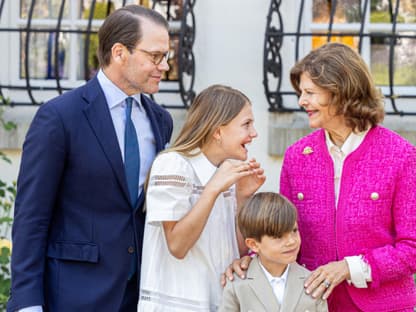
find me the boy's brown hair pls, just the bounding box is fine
[238,192,297,241]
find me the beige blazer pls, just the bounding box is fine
[219,257,328,312]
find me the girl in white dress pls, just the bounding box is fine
[138,84,265,311]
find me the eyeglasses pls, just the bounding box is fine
[134,48,170,65]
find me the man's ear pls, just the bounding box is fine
[245,237,260,253]
[111,42,127,64]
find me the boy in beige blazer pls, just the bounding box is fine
[220,192,328,312]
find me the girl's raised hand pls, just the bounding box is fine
[206,159,254,195]
[236,158,266,200]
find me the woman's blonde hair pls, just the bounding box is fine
[169,84,251,156]
[290,42,385,131]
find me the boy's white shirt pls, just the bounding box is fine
[258,261,290,305]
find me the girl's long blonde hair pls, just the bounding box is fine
[168,84,251,157]
[144,84,251,197]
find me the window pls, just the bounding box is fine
[18,0,141,83]
[0,0,193,107]
[263,0,416,115]
[311,0,416,87]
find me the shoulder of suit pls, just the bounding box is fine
[285,129,324,156]
[290,262,311,277]
[141,94,170,114]
[38,84,86,117]
[225,273,251,291]
[371,125,414,153]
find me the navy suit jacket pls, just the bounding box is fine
[7,76,173,311]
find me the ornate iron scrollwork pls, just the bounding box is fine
[177,0,196,108]
[263,0,416,116]
[0,0,195,109]
[263,0,284,112]
[151,0,196,108]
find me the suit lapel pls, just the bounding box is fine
[281,263,308,311]
[82,77,130,204]
[247,257,281,311]
[140,94,164,153]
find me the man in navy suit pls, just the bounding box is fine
[7,5,173,312]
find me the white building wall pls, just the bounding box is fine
[1,0,416,194]
[0,0,284,192]
[191,0,282,191]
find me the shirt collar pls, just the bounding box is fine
[325,129,369,155]
[258,258,290,284]
[97,69,142,110]
[188,149,217,186]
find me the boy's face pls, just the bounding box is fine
[248,223,301,276]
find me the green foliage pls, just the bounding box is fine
[372,63,416,86]
[370,0,416,23]
[370,10,405,23]
[0,99,16,167]
[0,99,16,309]
[0,247,11,304]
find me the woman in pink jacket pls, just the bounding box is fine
[279,42,416,311]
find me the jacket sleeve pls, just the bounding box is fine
[8,103,66,311]
[218,280,240,312]
[317,299,329,312]
[364,146,416,287]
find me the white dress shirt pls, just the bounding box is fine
[97,69,156,198]
[325,130,372,288]
[259,261,290,305]
[17,307,42,312]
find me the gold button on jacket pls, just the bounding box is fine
[371,192,379,200]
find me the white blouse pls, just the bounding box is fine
[138,151,239,312]
[325,130,372,288]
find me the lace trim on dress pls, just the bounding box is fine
[140,289,217,311]
[151,175,189,187]
[151,174,233,198]
[191,186,232,198]
[192,185,204,195]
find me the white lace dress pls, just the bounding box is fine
[138,151,239,312]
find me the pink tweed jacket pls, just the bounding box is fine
[280,125,416,311]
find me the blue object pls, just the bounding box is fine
[124,97,140,207]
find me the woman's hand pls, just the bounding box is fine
[304,260,350,300]
[220,255,252,287]
[206,159,255,195]
[236,158,266,201]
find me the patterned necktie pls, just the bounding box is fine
[124,97,140,207]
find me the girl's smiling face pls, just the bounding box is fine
[216,103,257,162]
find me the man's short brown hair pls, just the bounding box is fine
[97,5,168,67]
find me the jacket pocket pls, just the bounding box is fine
[47,241,99,263]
